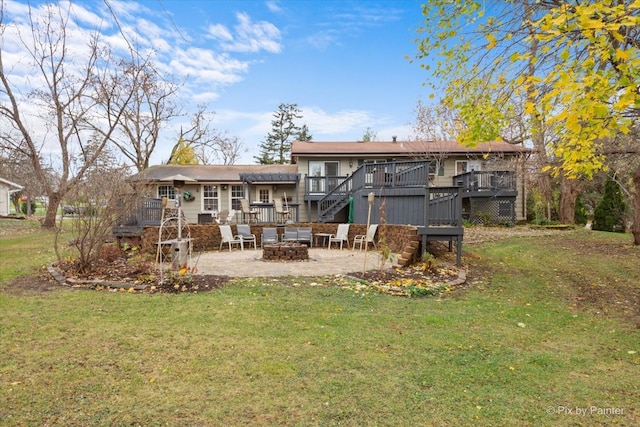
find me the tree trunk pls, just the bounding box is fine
[42,192,61,229]
[632,164,640,245]
[558,176,581,224]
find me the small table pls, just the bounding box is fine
[314,233,333,248]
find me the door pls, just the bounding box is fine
[309,161,340,193]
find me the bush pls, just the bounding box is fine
[592,180,627,232]
[574,193,588,225]
[20,201,37,215]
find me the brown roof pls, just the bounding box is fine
[134,164,299,182]
[291,140,531,156]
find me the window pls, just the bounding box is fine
[202,185,218,212]
[257,187,271,203]
[230,185,244,210]
[158,185,175,200]
[455,161,468,175]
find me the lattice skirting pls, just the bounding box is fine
[468,198,516,225]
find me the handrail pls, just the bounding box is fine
[318,160,431,220]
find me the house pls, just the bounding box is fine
[0,177,23,216]
[290,139,530,224]
[128,164,301,225]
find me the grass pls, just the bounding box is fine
[1,220,639,426]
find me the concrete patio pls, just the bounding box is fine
[190,248,397,277]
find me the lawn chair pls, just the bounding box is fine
[297,227,313,247]
[274,199,291,223]
[225,209,236,224]
[240,199,259,223]
[328,224,350,249]
[353,224,378,251]
[219,224,243,251]
[261,227,279,247]
[215,209,229,225]
[236,224,257,250]
[282,227,298,243]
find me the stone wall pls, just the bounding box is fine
[141,223,419,256]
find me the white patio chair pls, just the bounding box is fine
[225,209,236,224]
[236,224,257,250]
[328,223,350,249]
[215,209,229,225]
[353,224,378,251]
[218,224,243,251]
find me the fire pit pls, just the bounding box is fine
[262,242,309,261]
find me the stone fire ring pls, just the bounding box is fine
[262,242,309,262]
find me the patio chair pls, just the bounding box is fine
[353,224,378,251]
[225,209,236,224]
[240,199,259,223]
[274,199,291,223]
[261,227,279,247]
[328,224,350,249]
[236,224,257,250]
[296,227,313,247]
[215,209,229,225]
[282,227,298,243]
[218,224,243,251]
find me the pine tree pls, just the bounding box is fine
[592,180,627,232]
[255,103,302,164]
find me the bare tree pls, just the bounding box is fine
[105,58,180,172]
[180,105,246,165]
[0,3,137,228]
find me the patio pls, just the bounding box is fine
[191,248,396,277]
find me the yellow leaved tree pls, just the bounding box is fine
[167,135,199,165]
[413,0,640,243]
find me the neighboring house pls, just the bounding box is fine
[129,164,301,225]
[0,177,23,216]
[290,139,531,224]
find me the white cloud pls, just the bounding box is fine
[265,1,283,14]
[207,24,233,42]
[216,12,282,53]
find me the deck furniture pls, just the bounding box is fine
[353,224,378,251]
[219,225,243,251]
[236,224,257,250]
[328,224,350,249]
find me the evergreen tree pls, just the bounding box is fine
[592,180,627,232]
[296,124,313,142]
[255,103,302,164]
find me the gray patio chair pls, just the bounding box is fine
[219,224,243,251]
[296,227,313,247]
[328,223,350,249]
[282,227,298,243]
[236,224,257,250]
[261,227,279,247]
[353,224,378,251]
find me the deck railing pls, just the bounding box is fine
[316,160,431,221]
[453,171,516,192]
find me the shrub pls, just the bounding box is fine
[592,180,627,233]
[20,201,37,215]
[574,193,588,225]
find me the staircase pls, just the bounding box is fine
[317,160,432,223]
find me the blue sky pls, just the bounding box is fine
[4,0,432,164]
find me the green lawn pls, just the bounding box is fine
[1,221,638,426]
